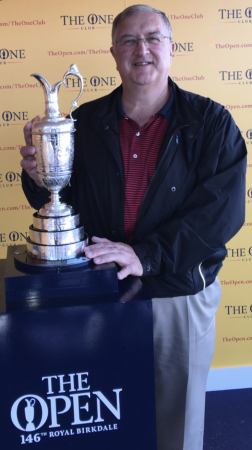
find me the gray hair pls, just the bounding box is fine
[112,4,172,42]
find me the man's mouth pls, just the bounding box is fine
[134,62,152,66]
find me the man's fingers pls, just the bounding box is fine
[23,116,40,146]
[117,265,131,280]
[89,249,123,262]
[86,246,128,265]
[91,236,110,244]
[93,253,118,265]
[20,157,37,171]
[20,116,43,186]
[85,244,129,259]
[85,239,143,278]
[20,146,36,158]
[23,123,33,147]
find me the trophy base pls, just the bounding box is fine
[4,245,119,306]
[14,248,91,272]
[38,202,74,218]
[28,212,87,261]
[33,212,80,231]
[26,232,88,260]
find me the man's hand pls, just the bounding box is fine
[84,236,143,280]
[20,116,43,187]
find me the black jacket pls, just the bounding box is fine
[22,79,247,298]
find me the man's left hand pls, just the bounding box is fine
[84,236,143,280]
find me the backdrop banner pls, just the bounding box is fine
[0,0,251,370]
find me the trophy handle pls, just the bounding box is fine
[62,64,84,120]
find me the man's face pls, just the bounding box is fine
[110,11,174,90]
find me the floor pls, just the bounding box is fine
[204,388,252,449]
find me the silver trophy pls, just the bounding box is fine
[25,64,88,263]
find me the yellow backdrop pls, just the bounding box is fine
[1,0,251,369]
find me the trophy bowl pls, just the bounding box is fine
[32,120,75,217]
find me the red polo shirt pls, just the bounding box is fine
[117,89,174,243]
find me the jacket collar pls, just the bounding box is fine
[89,87,123,176]
[90,78,204,131]
[89,79,205,170]
[168,78,204,142]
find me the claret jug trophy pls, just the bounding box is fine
[17,64,89,268]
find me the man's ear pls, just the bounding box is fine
[170,41,175,57]
[110,46,119,72]
[169,41,175,63]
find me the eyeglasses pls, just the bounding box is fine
[114,33,171,48]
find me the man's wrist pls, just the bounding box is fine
[22,170,46,193]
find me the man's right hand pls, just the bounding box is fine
[20,116,43,187]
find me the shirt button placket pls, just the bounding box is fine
[132,129,140,160]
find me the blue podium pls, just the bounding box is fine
[0,252,157,449]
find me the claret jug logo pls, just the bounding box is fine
[11,396,48,432]
[248,188,252,198]
[245,129,252,144]
[60,14,113,31]
[247,188,252,203]
[218,7,252,23]
[10,372,122,445]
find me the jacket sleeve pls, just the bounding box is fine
[132,106,247,296]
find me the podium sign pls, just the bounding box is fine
[0,300,156,449]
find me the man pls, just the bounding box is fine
[20,5,247,450]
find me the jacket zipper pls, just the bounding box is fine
[133,125,188,237]
[155,124,189,182]
[137,132,179,216]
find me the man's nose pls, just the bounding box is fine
[134,39,149,53]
